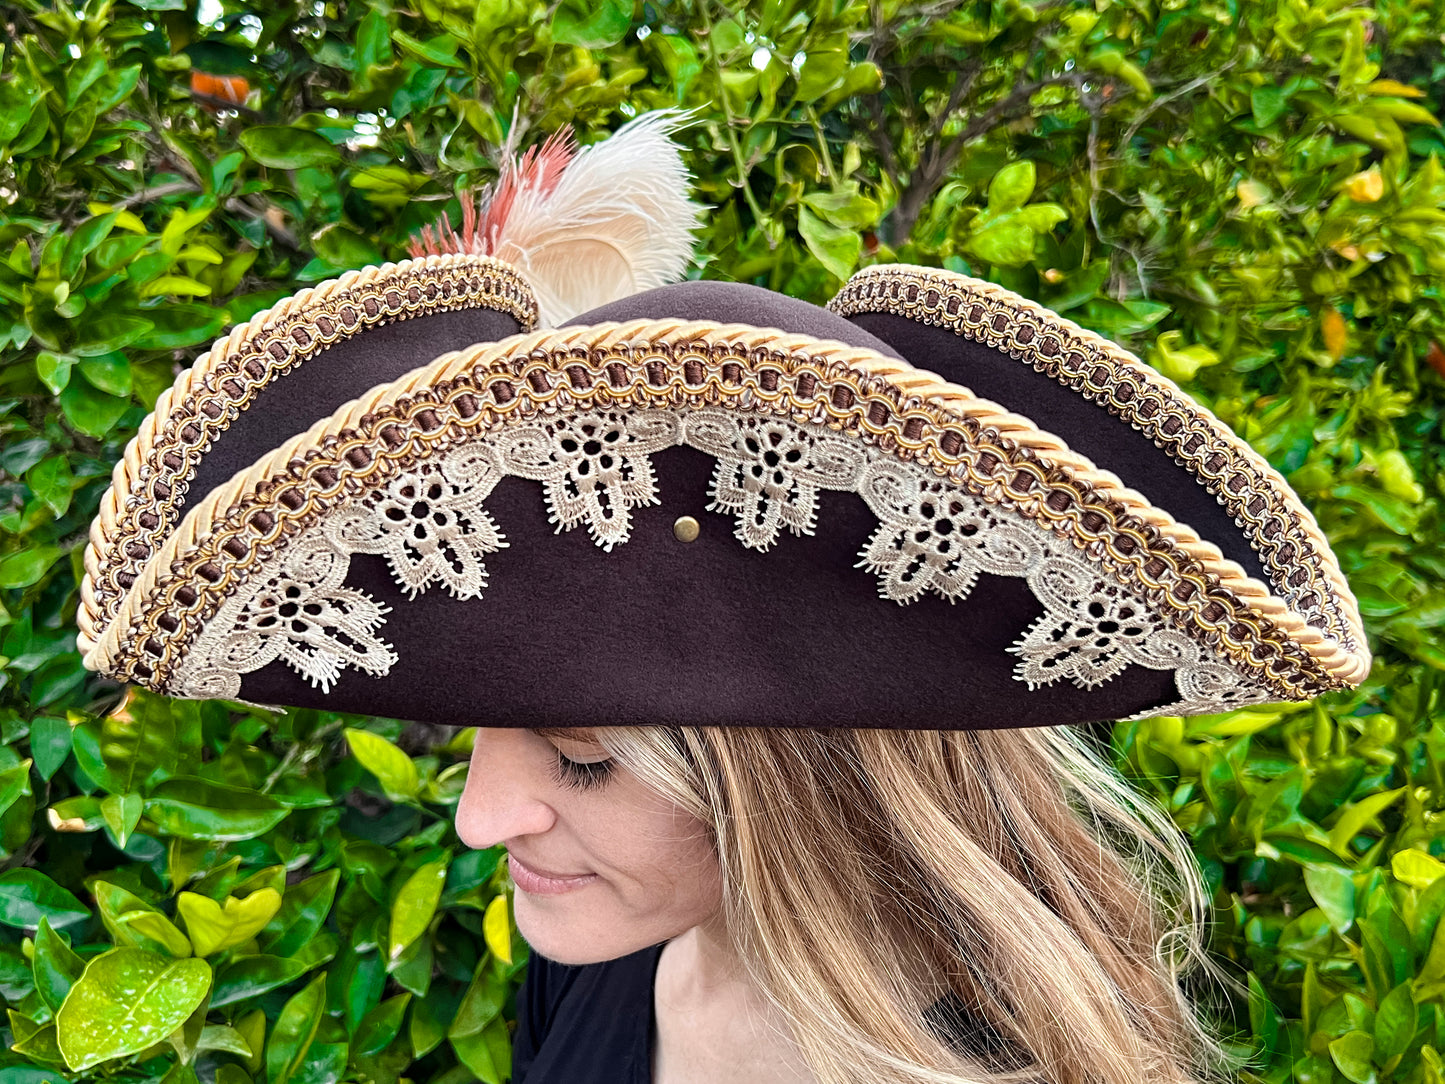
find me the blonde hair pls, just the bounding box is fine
[578,724,1248,1084]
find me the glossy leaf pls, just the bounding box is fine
[264,972,326,1084]
[0,870,88,929]
[144,778,290,841]
[92,880,193,957]
[32,917,84,1012]
[483,892,512,966]
[178,889,284,957]
[239,128,340,169]
[344,729,419,802]
[55,949,211,1071]
[387,859,446,964]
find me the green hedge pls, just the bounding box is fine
[1,1,1443,1082]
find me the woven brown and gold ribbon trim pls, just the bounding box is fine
[828,264,1367,661]
[84,321,1364,699]
[77,254,538,654]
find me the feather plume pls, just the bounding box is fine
[408,109,704,325]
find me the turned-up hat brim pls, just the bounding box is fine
[80,268,1369,729]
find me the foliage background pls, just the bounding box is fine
[1,0,1444,1081]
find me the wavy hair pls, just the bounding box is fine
[576,723,1247,1084]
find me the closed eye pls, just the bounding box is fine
[549,748,615,790]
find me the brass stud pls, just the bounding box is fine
[672,516,701,543]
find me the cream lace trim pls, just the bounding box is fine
[173,409,1276,717]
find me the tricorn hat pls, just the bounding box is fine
[80,116,1370,730]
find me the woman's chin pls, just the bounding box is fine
[513,899,659,966]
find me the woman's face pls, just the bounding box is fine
[455,727,722,965]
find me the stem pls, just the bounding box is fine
[696,0,769,238]
[806,106,836,186]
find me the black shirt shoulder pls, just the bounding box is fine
[512,941,1019,1082]
[512,941,667,1084]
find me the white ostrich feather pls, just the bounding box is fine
[410,109,705,325]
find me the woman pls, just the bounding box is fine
[79,115,1369,1084]
[459,723,1237,1084]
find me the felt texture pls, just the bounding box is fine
[565,280,906,359]
[186,306,524,512]
[842,311,1271,586]
[239,443,1179,728]
[204,278,1272,728]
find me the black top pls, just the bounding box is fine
[512,941,665,1084]
[511,941,1015,1083]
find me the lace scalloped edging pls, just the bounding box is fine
[172,408,1275,719]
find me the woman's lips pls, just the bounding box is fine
[507,852,600,895]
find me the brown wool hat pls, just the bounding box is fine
[80,123,1370,730]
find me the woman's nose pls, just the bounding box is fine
[454,727,557,850]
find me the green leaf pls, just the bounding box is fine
[450,1015,510,1084]
[551,0,631,49]
[448,960,505,1039]
[10,1020,64,1067]
[1374,982,1417,1061]
[344,728,420,802]
[58,381,129,437]
[210,954,311,1008]
[198,1024,255,1057]
[133,304,227,349]
[239,128,341,170]
[0,757,30,826]
[1252,86,1293,127]
[79,352,133,396]
[91,695,178,794]
[62,213,118,279]
[55,948,212,1071]
[1,438,51,476]
[354,993,409,1056]
[1247,971,1280,1057]
[310,224,383,270]
[93,880,193,957]
[797,206,860,280]
[0,760,31,822]
[262,869,339,959]
[32,918,84,1013]
[1392,849,1445,888]
[178,889,284,957]
[1328,1030,1378,1084]
[35,352,74,394]
[0,1063,69,1084]
[25,456,74,517]
[159,206,211,257]
[800,189,880,229]
[388,859,447,965]
[0,870,88,929]
[99,793,143,849]
[1328,787,1407,855]
[72,313,152,356]
[968,222,1035,266]
[794,49,848,102]
[987,161,1036,212]
[390,29,462,69]
[0,532,39,577]
[145,778,290,841]
[265,972,325,1084]
[409,984,461,1058]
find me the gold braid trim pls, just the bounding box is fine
[77,254,538,655]
[83,320,1367,697]
[829,263,1367,664]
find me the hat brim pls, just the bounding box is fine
[82,291,1365,727]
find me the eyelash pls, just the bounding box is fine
[549,748,615,791]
